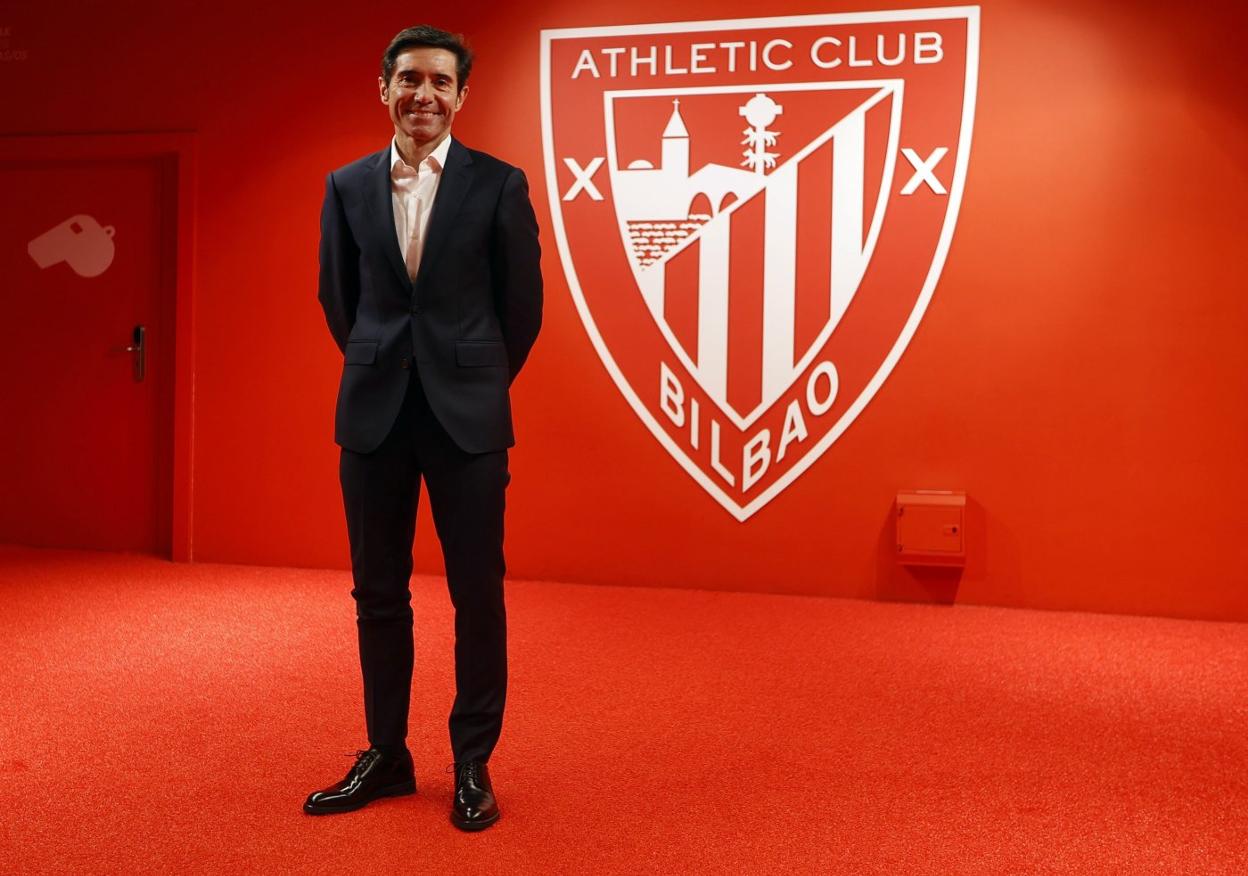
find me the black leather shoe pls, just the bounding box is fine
[449,761,500,831]
[303,748,416,815]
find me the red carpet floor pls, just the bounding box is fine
[1,545,1245,873]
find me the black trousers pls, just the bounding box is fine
[339,372,509,764]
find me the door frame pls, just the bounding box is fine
[0,133,197,560]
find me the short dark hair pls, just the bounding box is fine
[381,25,474,91]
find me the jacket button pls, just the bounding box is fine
[400,357,410,369]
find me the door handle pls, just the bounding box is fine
[116,324,146,382]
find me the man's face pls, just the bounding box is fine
[379,47,467,147]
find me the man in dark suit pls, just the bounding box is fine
[304,25,542,832]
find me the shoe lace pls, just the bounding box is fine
[447,761,481,783]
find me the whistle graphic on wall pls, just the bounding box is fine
[28,214,116,278]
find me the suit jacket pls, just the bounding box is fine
[318,138,543,455]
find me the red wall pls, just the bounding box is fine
[3,0,1245,620]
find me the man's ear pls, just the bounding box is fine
[454,85,469,112]
[378,75,388,104]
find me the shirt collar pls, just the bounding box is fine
[390,134,453,178]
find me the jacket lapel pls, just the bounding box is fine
[413,138,473,292]
[365,146,412,290]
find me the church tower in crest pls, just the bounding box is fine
[661,99,689,180]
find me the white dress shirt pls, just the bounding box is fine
[390,134,452,280]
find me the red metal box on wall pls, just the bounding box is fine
[896,491,966,567]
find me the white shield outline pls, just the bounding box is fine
[540,7,980,521]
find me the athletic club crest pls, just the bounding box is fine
[540,8,979,520]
